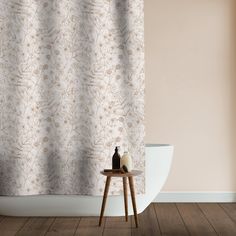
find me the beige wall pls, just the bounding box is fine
[145,0,236,191]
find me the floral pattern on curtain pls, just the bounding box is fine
[0,0,144,195]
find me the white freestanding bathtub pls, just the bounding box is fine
[0,144,173,216]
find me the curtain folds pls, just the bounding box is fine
[0,0,144,196]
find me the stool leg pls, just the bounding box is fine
[99,176,111,226]
[128,176,138,228]
[123,177,128,221]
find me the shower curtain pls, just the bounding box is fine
[0,0,144,195]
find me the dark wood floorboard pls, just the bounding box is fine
[45,217,80,236]
[0,217,28,236]
[75,217,104,236]
[154,203,189,236]
[104,216,131,236]
[131,203,161,236]
[176,203,217,235]
[16,217,55,236]
[220,203,236,223]
[198,203,236,236]
[0,204,236,235]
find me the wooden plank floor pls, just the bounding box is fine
[0,203,236,235]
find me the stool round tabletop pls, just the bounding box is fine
[100,170,142,177]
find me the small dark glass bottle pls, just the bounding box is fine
[112,146,120,169]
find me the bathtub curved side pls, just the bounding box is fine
[0,144,174,216]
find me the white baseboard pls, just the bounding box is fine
[154,192,236,202]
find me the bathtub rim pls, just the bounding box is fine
[145,143,173,147]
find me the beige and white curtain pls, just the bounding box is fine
[0,0,144,196]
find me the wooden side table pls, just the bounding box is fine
[99,170,142,228]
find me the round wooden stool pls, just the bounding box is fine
[99,170,142,228]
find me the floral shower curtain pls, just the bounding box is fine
[0,0,144,196]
